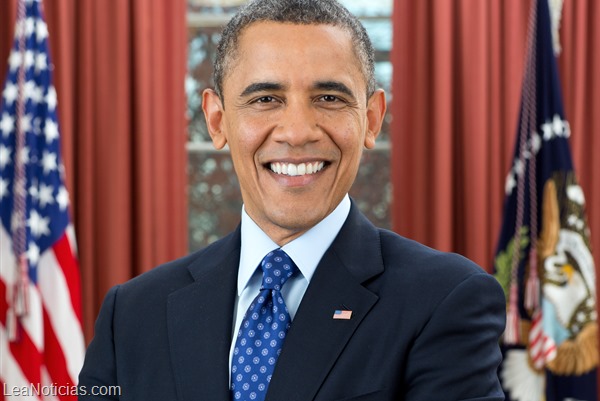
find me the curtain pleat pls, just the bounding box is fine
[391,0,599,388]
[559,0,600,261]
[391,0,598,274]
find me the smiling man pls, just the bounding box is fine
[202,20,383,245]
[78,1,506,400]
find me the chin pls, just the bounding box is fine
[269,208,327,233]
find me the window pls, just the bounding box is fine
[186,0,393,250]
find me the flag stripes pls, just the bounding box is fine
[1,236,83,397]
[528,310,557,370]
[0,0,85,399]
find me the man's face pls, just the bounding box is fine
[203,22,386,245]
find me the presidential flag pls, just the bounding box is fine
[0,0,85,399]
[493,0,598,400]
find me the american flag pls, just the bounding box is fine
[332,310,352,320]
[0,0,85,399]
[493,0,597,399]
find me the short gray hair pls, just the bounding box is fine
[213,0,376,101]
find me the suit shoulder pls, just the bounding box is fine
[118,229,239,296]
[373,229,504,321]
[377,228,489,283]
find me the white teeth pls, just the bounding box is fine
[269,161,325,177]
[288,164,298,176]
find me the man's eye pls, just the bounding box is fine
[321,95,339,102]
[256,96,275,103]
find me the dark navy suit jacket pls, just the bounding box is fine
[79,204,506,400]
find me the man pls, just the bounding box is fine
[79,1,506,400]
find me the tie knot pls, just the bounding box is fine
[260,249,297,291]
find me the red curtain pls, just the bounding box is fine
[0,0,189,341]
[390,1,600,390]
[391,0,599,275]
[559,0,600,246]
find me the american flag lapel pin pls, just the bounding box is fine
[333,309,352,320]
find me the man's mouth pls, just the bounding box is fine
[269,161,326,177]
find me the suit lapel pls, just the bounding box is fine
[266,205,383,401]
[167,229,240,401]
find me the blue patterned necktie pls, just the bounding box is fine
[231,249,298,401]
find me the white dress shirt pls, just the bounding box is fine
[228,195,351,376]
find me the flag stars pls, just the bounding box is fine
[552,114,568,136]
[36,20,49,42]
[35,52,48,72]
[44,119,59,143]
[23,50,35,70]
[22,81,37,103]
[41,151,57,174]
[30,85,44,104]
[24,17,36,37]
[8,50,22,71]
[46,86,57,111]
[3,82,18,106]
[513,159,525,176]
[3,4,74,283]
[56,186,69,210]
[38,183,55,208]
[28,210,50,238]
[504,130,542,196]
[26,241,40,266]
[0,113,15,136]
[0,145,12,169]
[541,114,570,140]
[29,182,39,202]
[541,121,552,139]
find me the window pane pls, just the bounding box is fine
[188,0,245,14]
[186,26,221,142]
[188,150,242,249]
[338,0,392,17]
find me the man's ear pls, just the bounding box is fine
[202,89,228,149]
[364,89,386,149]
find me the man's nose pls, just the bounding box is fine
[271,100,323,146]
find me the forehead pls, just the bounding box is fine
[223,22,364,92]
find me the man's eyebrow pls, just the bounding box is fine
[240,82,284,97]
[313,81,355,98]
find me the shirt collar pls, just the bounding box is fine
[238,195,351,296]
